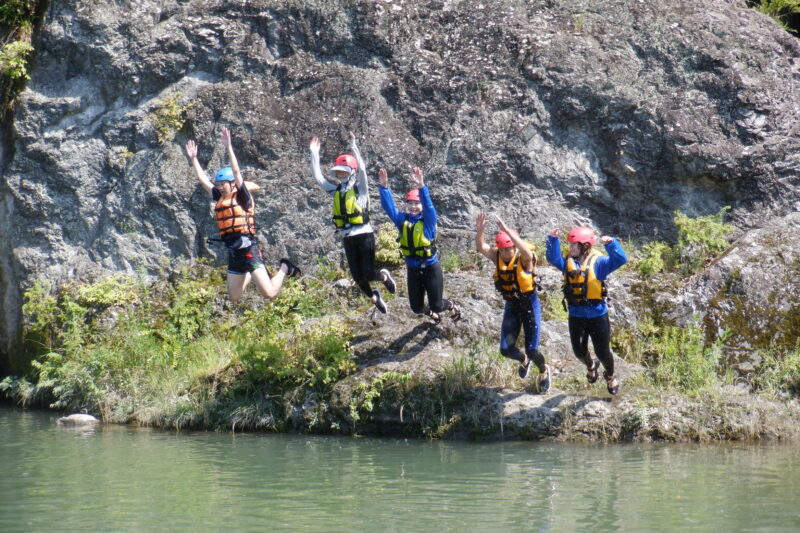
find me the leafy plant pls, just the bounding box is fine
[751,347,800,397]
[0,40,33,80]
[0,0,36,27]
[749,0,800,32]
[648,323,726,394]
[374,222,404,266]
[148,91,195,144]
[674,206,734,274]
[636,241,673,275]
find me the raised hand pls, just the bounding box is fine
[349,131,356,142]
[494,214,510,233]
[551,228,561,238]
[600,235,613,245]
[309,136,321,152]
[185,140,198,159]
[411,167,424,188]
[220,127,232,148]
[476,212,488,233]
[378,168,388,188]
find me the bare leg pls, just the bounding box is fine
[251,266,286,300]
[227,273,249,302]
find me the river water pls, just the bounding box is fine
[1,406,799,532]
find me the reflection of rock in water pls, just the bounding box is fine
[57,414,100,426]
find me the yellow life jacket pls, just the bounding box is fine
[332,186,369,229]
[493,248,537,300]
[215,191,256,237]
[563,248,607,305]
[399,218,435,258]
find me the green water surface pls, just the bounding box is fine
[1,406,799,532]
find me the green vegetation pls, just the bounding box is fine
[748,0,800,33]
[0,40,33,80]
[9,261,355,429]
[148,91,195,144]
[631,207,734,276]
[0,0,36,27]
[440,249,481,273]
[374,222,404,266]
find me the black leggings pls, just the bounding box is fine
[407,262,451,314]
[343,232,379,297]
[568,313,614,376]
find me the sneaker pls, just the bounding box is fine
[450,301,462,322]
[279,258,302,278]
[538,364,552,394]
[604,370,619,395]
[518,356,530,379]
[372,289,388,314]
[379,268,396,294]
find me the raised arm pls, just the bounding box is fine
[220,127,243,189]
[349,131,369,197]
[495,215,533,269]
[412,167,438,240]
[309,136,337,193]
[185,140,213,195]
[475,212,494,260]
[378,168,404,228]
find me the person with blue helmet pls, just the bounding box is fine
[185,127,300,302]
[377,166,460,324]
[546,226,627,395]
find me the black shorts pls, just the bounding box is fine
[227,242,265,275]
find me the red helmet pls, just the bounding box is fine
[331,154,358,174]
[567,226,596,245]
[496,231,514,249]
[406,189,420,202]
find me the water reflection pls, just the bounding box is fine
[2,406,799,532]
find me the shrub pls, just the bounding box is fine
[440,249,481,273]
[0,40,33,80]
[148,91,194,144]
[0,0,35,27]
[237,318,355,392]
[751,347,800,397]
[636,241,673,275]
[674,206,734,274]
[648,323,725,394]
[374,222,404,266]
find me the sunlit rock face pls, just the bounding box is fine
[1,0,799,366]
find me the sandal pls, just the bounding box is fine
[586,360,599,384]
[603,370,619,395]
[450,302,462,322]
[425,308,441,325]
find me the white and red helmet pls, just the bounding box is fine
[331,154,358,175]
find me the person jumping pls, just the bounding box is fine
[378,166,460,324]
[546,226,627,395]
[308,132,395,313]
[185,127,300,302]
[476,213,551,393]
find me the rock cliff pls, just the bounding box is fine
[1,0,799,370]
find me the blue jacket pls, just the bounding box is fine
[545,235,627,318]
[379,185,439,268]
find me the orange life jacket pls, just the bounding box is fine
[215,191,256,237]
[494,249,538,300]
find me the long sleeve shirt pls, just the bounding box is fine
[310,139,373,238]
[545,235,628,318]
[379,184,439,268]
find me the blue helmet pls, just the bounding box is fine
[214,167,234,182]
